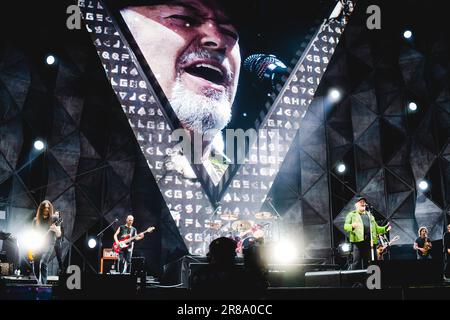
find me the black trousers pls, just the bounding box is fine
[33,248,52,284]
[350,241,374,270]
[118,249,132,274]
[445,253,450,278]
[54,241,64,271]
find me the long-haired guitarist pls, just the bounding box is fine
[414,226,432,260]
[113,215,144,274]
[32,200,62,284]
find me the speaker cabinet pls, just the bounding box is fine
[305,270,368,287]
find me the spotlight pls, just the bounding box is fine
[418,180,429,191]
[337,163,346,174]
[271,239,298,264]
[328,88,341,103]
[33,140,46,151]
[243,113,247,117]
[403,30,412,39]
[88,238,97,249]
[45,54,56,65]
[408,102,418,112]
[338,242,352,257]
[18,229,46,252]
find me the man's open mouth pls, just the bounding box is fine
[183,62,226,86]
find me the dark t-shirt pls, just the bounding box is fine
[118,225,137,251]
[444,233,450,255]
[32,217,55,247]
[415,237,431,257]
[361,213,370,241]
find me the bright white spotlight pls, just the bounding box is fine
[340,242,351,253]
[328,88,341,103]
[33,140,45,151]
[418,180,429,191]
[88,238,97,249]
[408,102,418,111]
[403,30,412,39]
[46,55,56,65]
[18,229,46,252]
[337,163,346,174]
[271,239,298,264]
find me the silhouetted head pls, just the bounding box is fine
[207,236,236,265]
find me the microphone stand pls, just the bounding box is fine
[266,197,282,241]
[202,204,222,255]
[366,206,375,262]
[96,219,118,274]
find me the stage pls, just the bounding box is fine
[1,275,450,300]
[2,257,450,300]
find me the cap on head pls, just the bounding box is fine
[356,196,367,203]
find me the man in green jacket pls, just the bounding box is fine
[344,197,391,269]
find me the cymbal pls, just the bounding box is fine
[254,211,273,219]
[209,222,222,230]
[231,220,253,231]
[220,213,238,221]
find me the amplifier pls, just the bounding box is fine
[305,269,368,287]
[100,258,118,274]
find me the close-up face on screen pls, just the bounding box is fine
[120,1,241,136]
[111,0,330,186]
[119,0,242,185]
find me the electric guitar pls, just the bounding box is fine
[27,217,63,262]
[376,235,399,260]
[113,226,155,253]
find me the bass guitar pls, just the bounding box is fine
[113,226,155,253]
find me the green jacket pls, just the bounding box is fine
[344,210,387,244]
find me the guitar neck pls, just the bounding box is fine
[122,229,149,243]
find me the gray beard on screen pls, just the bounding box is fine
[169,77,232,134]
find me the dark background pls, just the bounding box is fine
[0,0,449,275]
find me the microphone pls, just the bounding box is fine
[243,54,289,90]
[114,218,118,222]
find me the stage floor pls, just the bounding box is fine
[1,275,450,300]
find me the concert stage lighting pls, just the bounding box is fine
[337,163,346,174]
[88,238,97,249]
[338,242,352,256]
[408,102,418,112]
[45,54,56,65]
[271,239,299,264]
[328,88,341,103]
[403,30,412,39]
[418,180,429,191]
[18,229,46,252]
[33,140,46,151]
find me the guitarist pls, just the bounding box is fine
[444,224,450,279]
[32,200,62,284]
[414,226,432,260]
[113,215,144,274]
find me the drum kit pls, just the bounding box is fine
[203,211,278,255]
